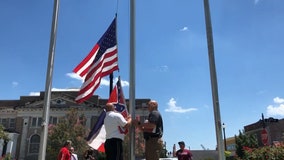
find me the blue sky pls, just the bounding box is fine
[1,0,284,151]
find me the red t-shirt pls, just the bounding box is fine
[176,149,192,160]
[57,146,71,160]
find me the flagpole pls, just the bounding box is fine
[110,14,117,96]
[203,0,225,160]
[38,0,60,159]
[129,0,136,160]
[109,73,114,95]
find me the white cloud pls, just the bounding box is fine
[273,97,284,104]
[266,97,284,117]
[66,72,84,82]
[100,78,110,86]
[66,72,129,87]
[99,77,129,87]
[165,98,197,113]
[119,79,129,87]
[12,81,19,88]
[51,88,79,91]
[180,27,188,32]
[29,92,40,96]
[29,88,80,96]
[66,72,110,86]
[267,104,284,116]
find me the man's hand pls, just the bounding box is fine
[132,119,141,127]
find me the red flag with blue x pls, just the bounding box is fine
[107,77,129,134]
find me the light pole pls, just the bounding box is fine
[222,123,227,150]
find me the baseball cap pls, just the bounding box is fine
[178,141,185,145]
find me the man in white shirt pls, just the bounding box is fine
[70,147,78,160]
[104,103,132,160]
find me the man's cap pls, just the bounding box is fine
[178,141,185,145]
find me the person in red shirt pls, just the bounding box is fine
[57,140,72,160]
[176,141,193,160]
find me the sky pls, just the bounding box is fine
[1,0,284,151]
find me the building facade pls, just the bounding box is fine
[0,91,150,160]
[244,117,284,147]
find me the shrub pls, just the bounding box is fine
[234,143,284,160]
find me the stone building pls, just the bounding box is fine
[244,117,284,147]
[0,91,150,160]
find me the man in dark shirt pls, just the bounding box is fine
[134,100,163,160]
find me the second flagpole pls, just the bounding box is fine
[129,0,136,160]
[38,0,60,159]
[203,0,225,159]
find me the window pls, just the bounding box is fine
[31,117,43,127]
[29,134,40,153]
[79,115,86,126]
[0,118,15,129]
[9,118,15,128]
[49,116,58,125]
[0,118,8,128]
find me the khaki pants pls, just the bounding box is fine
[145,137,160,160]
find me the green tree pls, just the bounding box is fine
[46,108,89,159]
[0,125,10,160]
[235,130,258,159]
[0,124,9,142]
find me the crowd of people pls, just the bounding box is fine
[56,100,194,160]
[58,100,192,160]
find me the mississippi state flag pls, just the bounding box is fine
[86,78,128,152]
[108,77,129,134]
[86,110,106,152]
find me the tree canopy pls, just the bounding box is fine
[46,108,89,159]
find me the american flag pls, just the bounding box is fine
[108,77,129,134]
[73,17,118,103]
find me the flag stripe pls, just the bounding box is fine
[85,47,118,80]
[73,17,118,103]
[76,51,118,98]
[87,110,106,141]
[87,125,106,152]
[76,52,118,93]
[87,110,106,152]
[75,56,118,103]
[73,44,99,77]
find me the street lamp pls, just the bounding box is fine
[222,123,227,150]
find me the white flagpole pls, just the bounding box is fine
[203,0,225,160]
[129,0,136,160]
[38,0,60,159]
